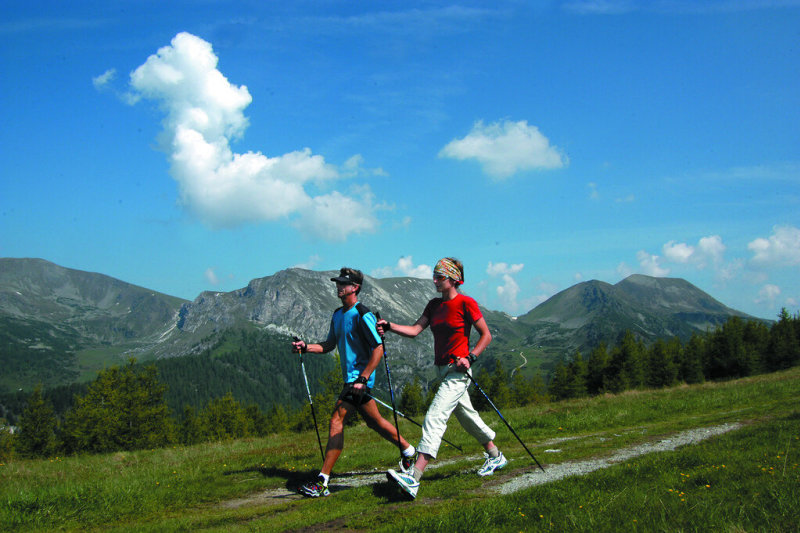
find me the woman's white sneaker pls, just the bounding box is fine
[477,451,508,476]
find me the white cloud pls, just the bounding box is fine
[486,261,524,276]
[748,225,800,267]
[698,235,726,265]
[636,250,670,277]
[439,119,567,179]
[615,193,636,203]
[535,281,559,305]
[496,275,521,309]
[616,261,634,278]
[663,241,695,264]
[756,284,781,305]
[564,0,798,15]
[372,256,432,279]
[662,235,726,269]
[292,255,321,270]
[486,261,526,311]
[126,32,378,239]
[292,188,381,242]
[204,267,219,286]
[564,1,636,15]
[588,182,599,200]
[341,154,388,178]
[92,68,116,90]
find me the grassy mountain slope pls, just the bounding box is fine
[516,274,756,355]
[3,367,797,532]
[0,259,761,398]
[0,258,187,392]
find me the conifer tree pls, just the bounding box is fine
[566,352,588,398]
[605,332,643,393]
[511,372,539,405]
[62,360,174,453]
[199,392,251,440]
[680,333,706,384]
[266,404,289,434]
[488,359,512,408]
[399,377,425,416]
[548,362,571,400]
[470,367,493,411]
[179,405,202,445]
[16,385,58,458]
[765,308,800,371]
[246,403,269,437]
[646,339,678,388]
[586,343,609,395]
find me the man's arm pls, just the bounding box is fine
[351,343,384,396]
[292,338,337,354]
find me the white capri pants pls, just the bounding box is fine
[417,364,496,459]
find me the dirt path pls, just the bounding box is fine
[491,422,741,494]
[218,422,743,509]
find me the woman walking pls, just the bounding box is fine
[381,257,507,499]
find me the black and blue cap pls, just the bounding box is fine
[330,267,363,286]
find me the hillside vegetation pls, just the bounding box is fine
[2,310,798,454]
[1,366,798,532]
[1,258,768,397]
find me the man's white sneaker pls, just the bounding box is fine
[477,451,508,476]
[387,468,419,499]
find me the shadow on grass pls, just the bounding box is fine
[222,463,435,502]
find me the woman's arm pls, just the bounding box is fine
[454,317,492,372]
[378,315,429,338]
[470,317,492,356]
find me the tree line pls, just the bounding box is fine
[547,309,800,400]
[2,310,798,460]
[1,358,347,460]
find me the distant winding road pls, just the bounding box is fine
[510,351,527,378]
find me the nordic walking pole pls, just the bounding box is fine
[375,313,404,461]
[367,394,463,452]
[293,336,325,464]
[466,372,545,473]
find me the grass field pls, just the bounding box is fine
[2,367,798,532]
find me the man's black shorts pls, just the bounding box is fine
[338,382,372,406]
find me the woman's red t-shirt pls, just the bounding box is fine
[422,293,483,366]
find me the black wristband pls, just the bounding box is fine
[467,353,477,365]
[355,375,368,384]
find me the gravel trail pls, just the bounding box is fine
[219,421,743,509]
[493,422,742,494]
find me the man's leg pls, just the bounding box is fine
[357,399,412,450]
[321,399,356,476]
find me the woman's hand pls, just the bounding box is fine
[454,357,471,373]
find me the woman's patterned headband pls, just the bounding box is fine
[434,258,463,284]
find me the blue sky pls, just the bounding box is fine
[2,1,799,320]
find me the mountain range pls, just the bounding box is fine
[0,258,755,395]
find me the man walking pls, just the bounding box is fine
[292,267,416,497]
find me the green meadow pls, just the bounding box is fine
[2,367,798,532]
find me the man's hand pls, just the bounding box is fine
[350,381,366,400]
[291,337,307,354]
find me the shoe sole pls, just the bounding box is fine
[386,470,418,500]
[298,488,330,497]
